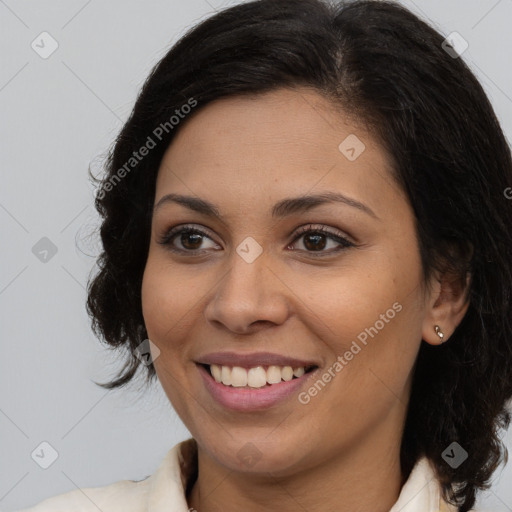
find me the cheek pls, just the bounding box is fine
[297,264,404,346]
[141,262,169,341]
[300,245,423,391]
[141,254,192,340]
[141,258,196,417]
[140,255,205,385]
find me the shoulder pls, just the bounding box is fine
[14,476,151,512]
[392,456,485,512]
[13,439,195,512]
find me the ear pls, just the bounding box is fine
[421,267,471,346]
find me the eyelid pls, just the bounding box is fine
[291,223,355,245]
[157,222,355,255]
[157,223,220,248]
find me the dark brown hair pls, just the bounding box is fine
[85,1,512,510]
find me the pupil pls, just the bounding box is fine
[182,232,202,249]
[304,233,326,251]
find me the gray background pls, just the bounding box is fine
[1,0,511,510]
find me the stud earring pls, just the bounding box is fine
[434,324,445,342]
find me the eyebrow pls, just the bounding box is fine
[153,191,378,220]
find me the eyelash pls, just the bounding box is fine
[157,223,355,257]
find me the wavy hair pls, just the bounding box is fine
[85,1,512,510]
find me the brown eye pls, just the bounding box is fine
[157,223,354,257]
[302,232,328,251]
[178,231,204,250]
[157,225,219,253]
[289,224,354,256]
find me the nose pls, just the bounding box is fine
[204,249,290,335]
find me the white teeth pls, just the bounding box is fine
[208,364,311,388]
[221,365,232,385]
[281,366,294,381]
[247,367,267,388]
[266,365,282,384]
[211,364,222,383]
[293,366,305,377]
[231,366,248,387]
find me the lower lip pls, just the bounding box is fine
[197,364,317,411]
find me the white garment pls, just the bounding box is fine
[16,438,472,512]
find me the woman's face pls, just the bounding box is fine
[141,87,433,476]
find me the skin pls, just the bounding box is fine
[141,86,470,512]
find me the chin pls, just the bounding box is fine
[199,429,311,476]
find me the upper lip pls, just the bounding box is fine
[195,351,319,369]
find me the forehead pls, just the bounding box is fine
[155,87,400,219]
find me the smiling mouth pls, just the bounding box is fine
[199,363,318,389]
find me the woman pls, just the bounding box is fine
[18,0,512,511]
